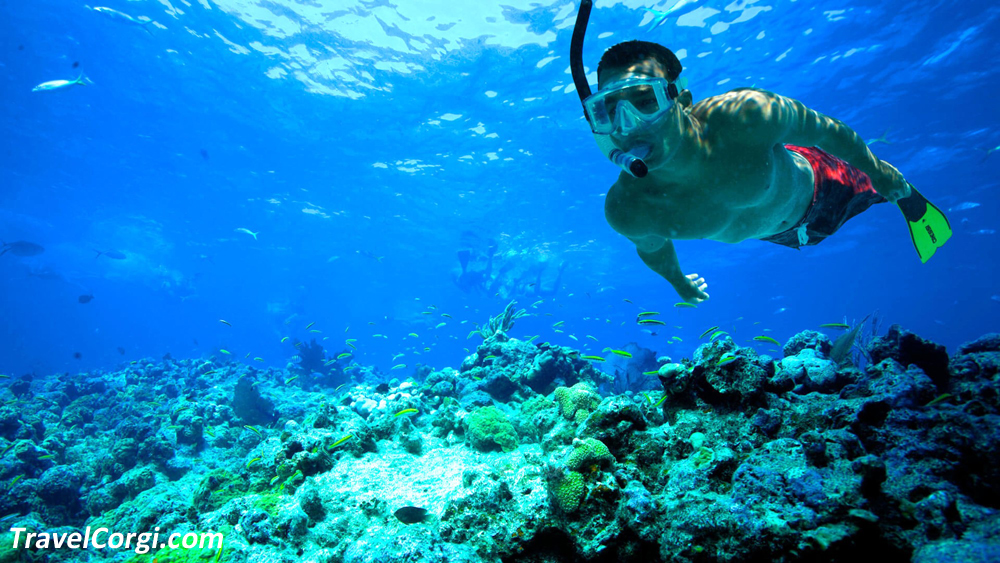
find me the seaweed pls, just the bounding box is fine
[836,311,883,369]
[475,301,528,339]
[831,314,870,367]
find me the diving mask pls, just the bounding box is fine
[583,77,676,135]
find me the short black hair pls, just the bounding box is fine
[597,40,682,84]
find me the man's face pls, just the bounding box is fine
[598,59,676,164]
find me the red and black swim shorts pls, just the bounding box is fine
[760,145,887,249]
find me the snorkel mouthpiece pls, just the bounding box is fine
[610,145,650,178]
[571,0,650,179]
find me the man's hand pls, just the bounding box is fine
[675,273,710,304]
[872,161,912,203]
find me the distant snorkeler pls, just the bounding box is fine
[453,234,499,294]
[569,1,952,304]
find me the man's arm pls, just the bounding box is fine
[605,183,708,303]
[636,238,709,303]
[731,90,910,201]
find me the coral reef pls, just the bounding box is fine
[1,327,999,563]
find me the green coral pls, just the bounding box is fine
[521,395,556,420]
[254,492,284,518]
[555,471,586,513]
[193,469,248,513]
[476,301,528,338]
[0,532,24,563]
[124,541,223,563]
[566,438,615,471]
[554,383,601,424]
[467,406,519,453]
[692,446,715,469]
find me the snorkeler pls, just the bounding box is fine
[453,233,499,294]
[569,1,951,304]
[525,260,567,298]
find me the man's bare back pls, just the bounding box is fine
[606,88,818,246]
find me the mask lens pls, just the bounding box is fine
[606,84,661,116]
[585,79,671,134]
[626,85,661,115]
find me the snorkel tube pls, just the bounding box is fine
[571,0,649,178]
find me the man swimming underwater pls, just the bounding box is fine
[569,2,951,304]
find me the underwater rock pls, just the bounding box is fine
[137,434,174,466]
[656,362,692,396]
[783,330,833,358]
[239,508,273,544]
[516,395,559,443]
[35,465,85,522]
[110,438,139,472]
[274,501,309,539]
[602,342,660,393]
[174,414,204,446]
[64,377,106,400]
[282,436,333,477]
[523,345,610,395]
[751,408,783,437]
[297,483,327,523]
[957,333,1000,355]
[843,361,937,414]
[232,376,276,426]
[162,456,193,480]
[0,407,27,441]
[428,380,455,397]
[693,340,771,406]
[870,325,950,388]
[458,390,492,411]
[775,349,848,394]
[618,480,656,527]
[8,375,31,398]
[579,395,647,453]
[913,539,1000,563]
[949,334,1000,393]
[345,525,481,563]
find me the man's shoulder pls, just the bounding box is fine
[604,179,640,236]
[693,88,773,121]
[692,88,782,144]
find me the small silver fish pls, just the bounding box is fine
[234,228,259,240]
[94,249,126,260]
[948,202,980,212]
[92,6,154,34]
[644,0,702,29]
[865,128,893,146]
[32,73,93,92]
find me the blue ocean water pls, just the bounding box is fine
[1,2,998,383]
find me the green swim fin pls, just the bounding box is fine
[896,184,952,263]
